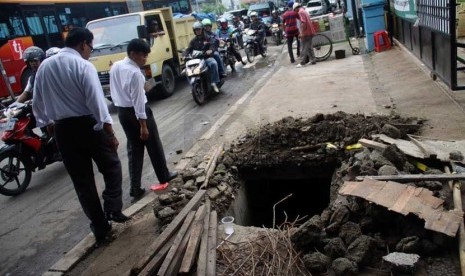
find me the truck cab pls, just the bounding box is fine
[86,7,195,99]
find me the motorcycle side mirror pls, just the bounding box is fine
[137,25,149,40]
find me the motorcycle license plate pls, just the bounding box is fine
[0,118,16,131]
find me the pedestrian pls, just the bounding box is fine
[109,38,178,197]
[282,1,300,63]
[294,2,317,67]
[33,27,128,246]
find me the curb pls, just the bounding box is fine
[43,52,282,276]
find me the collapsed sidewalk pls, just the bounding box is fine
[47,41,465,276]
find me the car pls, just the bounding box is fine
[305,0,330,16]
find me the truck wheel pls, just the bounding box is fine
[158,64,175,98]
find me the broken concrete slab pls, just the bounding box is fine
[373,134,465,162]
[382,252,420,268]
[339,179,463,237]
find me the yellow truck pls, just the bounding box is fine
[86,7,196,99]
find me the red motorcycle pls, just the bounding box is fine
[0,101,61,196]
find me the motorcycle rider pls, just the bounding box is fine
[183,22,221,93]
[216,18,247,70]
[232,16,245,48]
[270,10,283,42]
[16,46,46,103]
[249,11,267,55]
[201,18,227,78]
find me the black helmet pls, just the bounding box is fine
[23,46,45,62]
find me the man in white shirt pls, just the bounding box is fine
[109,39,177,198]
[33,27,128,246]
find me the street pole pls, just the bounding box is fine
[0,60,16,101]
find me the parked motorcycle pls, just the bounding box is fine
[0,101,61,196]
[183,51,224,105]
[243,28,267,63]
[218,38,237,72]
[271,23,283,45]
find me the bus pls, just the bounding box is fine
[0,0,192,99]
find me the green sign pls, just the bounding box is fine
[393,0,417,20]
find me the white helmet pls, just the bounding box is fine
[45,47,61,58]
[250,11,258,17]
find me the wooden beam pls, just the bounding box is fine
[201,144,223,189]
[356,173,465,182]
[137,234,177,276]
[130,190,206,275]
[358,138,387,151]
[290,143,326,152]
[179,205,207,274]
[157,211,196,276]
[196,200,211,276]
[206,211,218,276]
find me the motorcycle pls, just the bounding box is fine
[0,101,61,196]
[243,28,267,63]
[271,23,283,45]
[183,51,225,105]
[218,38,237,72]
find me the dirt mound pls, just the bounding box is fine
[153,112,460,275]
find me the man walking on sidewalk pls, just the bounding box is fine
[110,39,177,197]
[282,1,300,63]
[294,2,317,67]
[33,27,128,246]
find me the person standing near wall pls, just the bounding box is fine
[294,2,317,67]
[110,39,178,197]
[33,27,128,246]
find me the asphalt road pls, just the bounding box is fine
[0,46,279,276]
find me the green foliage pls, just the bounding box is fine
[201,3,226,14]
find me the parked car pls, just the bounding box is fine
[305,0,330,16]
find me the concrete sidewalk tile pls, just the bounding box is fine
[42,271,63,276]
[49,234,95,272]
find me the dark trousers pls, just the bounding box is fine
[287,33,300,62]
[228,45,243,62]
[118,104,170,188]
[54,115,122,238]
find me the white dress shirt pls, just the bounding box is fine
[109,57,148,120]
[33,47,113,130]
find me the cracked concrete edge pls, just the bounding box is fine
[43,57,280,276]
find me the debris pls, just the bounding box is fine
[358,138,387,151]
[382,252,420,268]
[201,121,209,125]
[339,179,463,236]
[176,149,183,154]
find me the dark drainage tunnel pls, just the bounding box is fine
[228,162,338,228]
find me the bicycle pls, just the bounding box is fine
[312,33,333,61]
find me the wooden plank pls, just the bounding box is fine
[179,205,207,274]
[157,211,196,276]
[372,134,425,159]
[340,179,463,236]
[206,211,218,276]
[196,200,211,276]
[130,190,206,275]
[358,138,387,151]
[201,144,223,189]
[137,234,177,276]
[356,173,465,182]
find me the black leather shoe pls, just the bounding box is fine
[220,73,227,78]
[167,171,178,182]
[105,211,130,223]
[130,187,145,199]
[91,222,113,248]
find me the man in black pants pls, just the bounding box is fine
[109,39,177,198]
[33,27,128,246]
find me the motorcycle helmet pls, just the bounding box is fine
[201,18,212,27]
[192,21,203,34]
[45,47,61,58]
[250,11,258,18]
[218,18,228,29]
[288,1,294,8]
[23,46,45,62]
